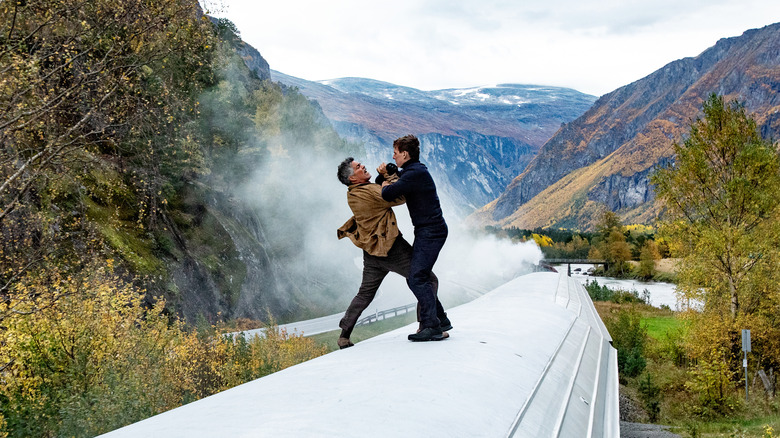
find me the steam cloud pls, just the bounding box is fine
[237,136,544,316]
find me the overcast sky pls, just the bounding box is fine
[204,0,780,96]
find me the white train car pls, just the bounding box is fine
[101,271,619,437]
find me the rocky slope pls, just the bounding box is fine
[138,30,362,324]
[474,22,780,230]
[272,72,596,215]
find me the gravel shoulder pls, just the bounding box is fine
[621,421,682,437]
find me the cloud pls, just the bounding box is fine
[211,0,780,97]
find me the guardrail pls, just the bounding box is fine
[542,259,608,277]
[356,303,417,326]
[542,259,606,264]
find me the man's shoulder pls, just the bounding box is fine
[400,162,432,182]
[348,182,382,197]
[403,161,429,173]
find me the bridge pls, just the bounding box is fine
[542,258,608,276]
[100,272,619,437]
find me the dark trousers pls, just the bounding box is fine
[340,236,446,338]
[409,223,448,329]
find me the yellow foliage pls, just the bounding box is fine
[531,233,553,247]
[625,223,654,234]
[0,263,326,436]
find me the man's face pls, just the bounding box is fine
[348,160,371,184]
[393,146,409,167]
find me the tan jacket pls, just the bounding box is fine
[337,181,405,257]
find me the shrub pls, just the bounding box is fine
[605,309,648,379]
[584,279,644,304]
[638,372,662,422]
[585,279,613,301]
[0,263,326,437]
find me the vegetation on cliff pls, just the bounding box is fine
[0,0,353,435]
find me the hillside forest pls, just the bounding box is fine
[0,0,366,435]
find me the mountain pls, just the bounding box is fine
[471,22,780,231]
[271,72,596,215]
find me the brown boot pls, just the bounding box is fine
[337,337,354,349]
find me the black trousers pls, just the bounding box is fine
[339,236,446,338]
[408,223,448,329]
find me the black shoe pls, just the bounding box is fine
[408,326,444,342]
[337,337,354,349]
[439,316,453,332]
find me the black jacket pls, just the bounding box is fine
[381,160,445,228]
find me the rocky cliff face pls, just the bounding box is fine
[237,41,271,81]
[272,72,596,216]
[144,31,362,324]
[587,157,673,212]
[479,22,780,230]
[339,121,536,214]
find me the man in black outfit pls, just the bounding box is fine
[380,135,451,342]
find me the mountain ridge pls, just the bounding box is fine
[272,71,596,214]
[473,22,780,231]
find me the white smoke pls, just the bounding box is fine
[236,142,360,313]
[237,132,544,317]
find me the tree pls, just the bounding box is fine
[652,94,780,415]
[0,0,215,222]
[592,211,632,276]
[0,261,326,436]
[606,308,647,379]
[651,94,780,319]
[637,240,660,280]
[0,0,215,320]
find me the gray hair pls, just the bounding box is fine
[337,157,355,186]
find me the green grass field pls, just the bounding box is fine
[643,314,685,340]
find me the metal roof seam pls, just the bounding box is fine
[555,272,571,308]
[505,315,578,438]
[552,325,593,438]
[576,279,612,342]
[568,276,583,316]
[605,347,621,437]
[586,336,607,438]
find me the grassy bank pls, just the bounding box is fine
[592,301,779,437]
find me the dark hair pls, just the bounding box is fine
[393,135,420,161]
[337,157,355,186]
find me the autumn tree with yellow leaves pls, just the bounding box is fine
[588,211,633,276]
[652,94,780,416]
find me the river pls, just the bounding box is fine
[552,263,682,310]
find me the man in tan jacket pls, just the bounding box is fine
[336,157,451,349]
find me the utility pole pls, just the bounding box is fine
[742,329,751,402]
